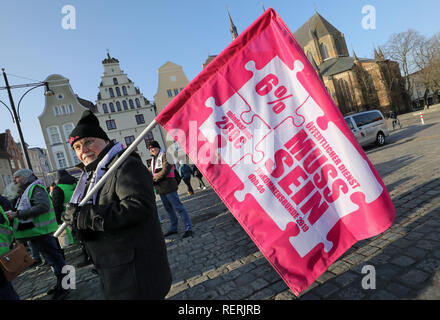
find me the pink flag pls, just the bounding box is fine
[156,8,395,295]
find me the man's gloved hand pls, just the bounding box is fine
[62,203,80,230]
[62,203,96,231]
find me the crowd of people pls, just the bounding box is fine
[0,110,208,300]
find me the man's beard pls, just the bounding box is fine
[3,182,20,201]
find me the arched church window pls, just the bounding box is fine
[335,38,343,56]
[320,43,329,60]
[307,51,314,63]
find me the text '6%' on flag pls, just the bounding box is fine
[155,8,395,295]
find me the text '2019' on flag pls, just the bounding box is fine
[155,8,395,295]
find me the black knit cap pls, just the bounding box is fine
[69,110,109,147]
[148,140,161,149]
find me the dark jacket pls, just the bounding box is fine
[0,196,11,225]
[74,147,172,300]
[192,165,203,178]
[51,186,66,224]
[52,172,77,224]
[0,195,12,212]
[151,152,178,194]
[179,164,193,180]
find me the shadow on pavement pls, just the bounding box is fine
[372,154,421,179]
[166,176,440,300]
[365,123,436,155]
[296,178,440,300]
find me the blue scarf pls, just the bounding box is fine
[70,142,124,204]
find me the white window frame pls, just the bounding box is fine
[55,151,67,169]
[47,126,62,145]
[63,123,75,143]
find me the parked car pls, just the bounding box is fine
[344,110,390,147]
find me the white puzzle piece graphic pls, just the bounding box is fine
[199,55,384,258]
[200,96,271,167]
[239,58,309,129]
[289,97,383,257]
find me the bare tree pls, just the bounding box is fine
[376,60,409,113]
[381,29,423,101]
[413,33,440,107]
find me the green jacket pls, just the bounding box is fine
[0,206,14,255]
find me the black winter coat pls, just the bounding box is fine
[75,149,172,299]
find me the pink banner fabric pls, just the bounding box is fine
[155,8,395,295]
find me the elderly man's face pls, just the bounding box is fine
[72,137,109,166]
[149,147,160,157]
[13,175,26,187]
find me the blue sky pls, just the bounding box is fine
[0,0,439,148]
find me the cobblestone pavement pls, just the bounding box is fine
[11,106,440,300]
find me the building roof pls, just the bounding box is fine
[102,52,119,64]
[76,95,97,113]
[157,61,184,72]
[318,56,374,77]
[202,55,217,69]
[294,12,342,48]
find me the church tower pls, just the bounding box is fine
[294,12,349,66]
[227,8,239,41]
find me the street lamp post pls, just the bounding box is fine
[0,68,53,171]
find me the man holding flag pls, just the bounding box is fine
[61,110,171,299]
[54,8,394,297]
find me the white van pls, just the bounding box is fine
[344,110,390,147]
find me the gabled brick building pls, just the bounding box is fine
[0,130,24,193]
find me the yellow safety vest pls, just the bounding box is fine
[0,206,14,255]
[13,183,58,239]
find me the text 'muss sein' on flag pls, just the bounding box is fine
[155,8,395,295]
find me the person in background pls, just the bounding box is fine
[0,201,20,300]
[2,188,44,268]
[51,170,78,261]
[179,161,194,196]
[0,195,12,212]
[48,183,57,196]
[6,169,69,300]
[62,110,172,299]
[192,164,207,190]
[148,141,194,238]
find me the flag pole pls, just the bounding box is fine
[53,119,158,238]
